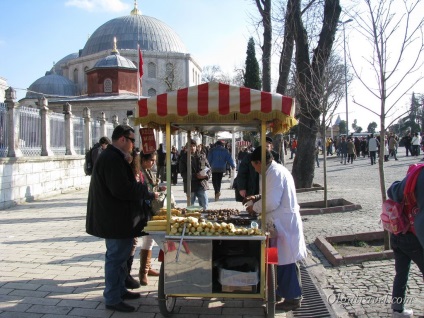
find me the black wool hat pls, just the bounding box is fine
[216,140,224,146]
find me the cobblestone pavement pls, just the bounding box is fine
[0,149,423,318]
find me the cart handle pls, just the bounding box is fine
[175,223,187,262]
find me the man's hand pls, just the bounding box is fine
[195,173,207,180]
[246,205,256,216]
[239,189,247,198]
[242,195,255,205]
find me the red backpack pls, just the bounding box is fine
[380,164,424,235]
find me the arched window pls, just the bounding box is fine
[148,88,156,97]
[148,62,156,78]
[73,68,78,84]
[104,78,112,93]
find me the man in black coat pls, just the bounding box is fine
[86,125,158,313]
[402,132,412,157]
[235,137,281,201]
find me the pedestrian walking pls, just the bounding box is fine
[207,140,235,201]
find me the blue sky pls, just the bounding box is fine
[1,0,422,131]
[0,0,257,100]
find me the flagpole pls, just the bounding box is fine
[137,44,140,100]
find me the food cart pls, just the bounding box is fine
[134,81,297,317]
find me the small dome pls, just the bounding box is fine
[93,52,136,69]
[26,74,78,99]
[51,52,79,75]
[81,14,187,56]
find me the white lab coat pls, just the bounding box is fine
[253,161,307,265]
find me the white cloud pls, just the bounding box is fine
[65,0,129,12]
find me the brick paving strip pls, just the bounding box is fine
[0,150,423,317]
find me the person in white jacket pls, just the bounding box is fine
[244,146,307,312]
[411,132,421,156]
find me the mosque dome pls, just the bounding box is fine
[51,52,79,76]
[81,10,187,57]
[92,51,136,70]
[26,74,78,99]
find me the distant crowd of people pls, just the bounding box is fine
[310,131,424,166]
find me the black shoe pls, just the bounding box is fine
[106,301,135,312]
[125,274,140,289]
[122,291,141,300]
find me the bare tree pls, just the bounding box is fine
[255,0,272,92]
[289,0,341,188]
[349,0,424,249]
[160,59,185,92]
[202,65,224,83]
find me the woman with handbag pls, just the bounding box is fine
[138,151,166,285]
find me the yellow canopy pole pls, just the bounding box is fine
[261,120,267,226]
[166,122,171,233]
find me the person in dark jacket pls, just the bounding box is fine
[156,143,166,182]
[179,139,211,210]
[339,136,348,164]
[402,132,412,157]
[235,137,279,201]
[91,136,111,167]
[387,168,424,317]
[266,136,282,164]
[86,125,158,313]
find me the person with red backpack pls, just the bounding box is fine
[387,164,424,317]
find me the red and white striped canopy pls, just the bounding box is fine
[135,82,297,133]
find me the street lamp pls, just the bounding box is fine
[339,19,353,138]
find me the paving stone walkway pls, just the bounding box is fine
[0,149,423,318]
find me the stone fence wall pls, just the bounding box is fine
[0,156,89,210]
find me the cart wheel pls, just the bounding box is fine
[266,264,276,318]
[158,262,176,317]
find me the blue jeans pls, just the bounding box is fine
[191,189,208,210]
[390,232,424,311]
[104,238,133,305]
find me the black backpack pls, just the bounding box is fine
[84,143,100,176]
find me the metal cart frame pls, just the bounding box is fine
[134,82,296,317]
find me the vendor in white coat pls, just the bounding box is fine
[244,146,307,312]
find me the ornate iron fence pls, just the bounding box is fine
[19,106,41,156]
[73,117,85,155]
[50,111,66,155]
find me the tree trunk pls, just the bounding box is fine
[256,0,272,92]
[291,0,341,188]
[276,0,295,95]
[292,113,318,188]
